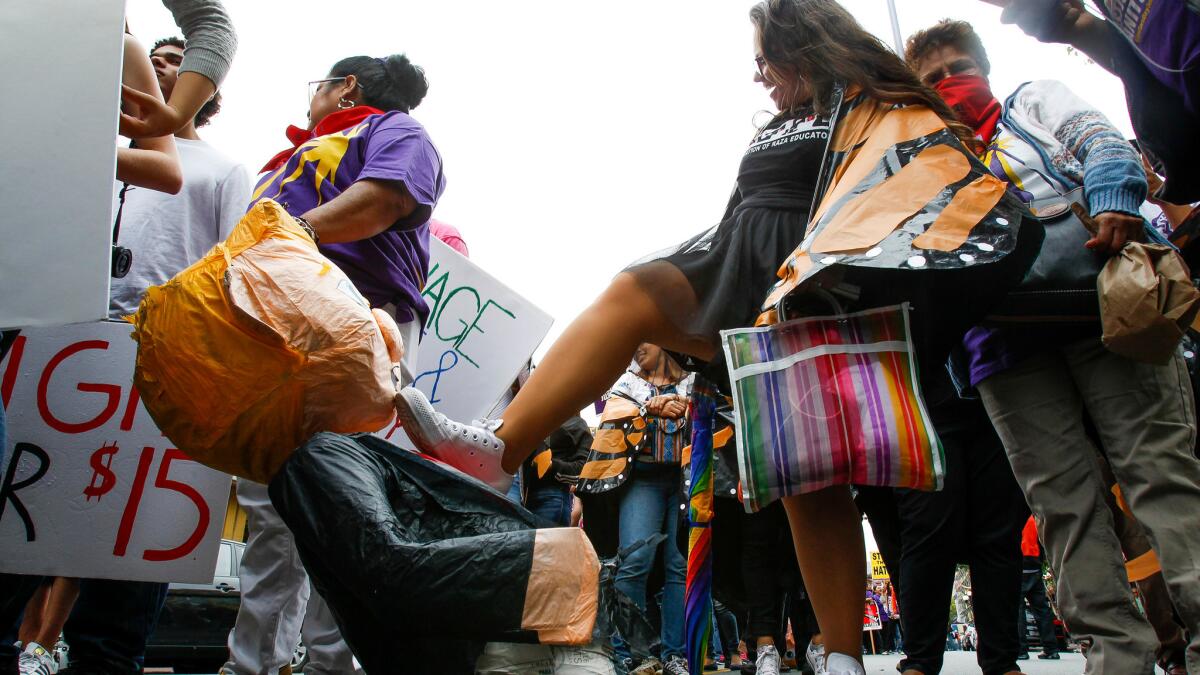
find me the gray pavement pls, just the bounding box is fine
[863,650,1089,674]
[174,650,1185,674]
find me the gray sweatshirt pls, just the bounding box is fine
[162,0,237,88]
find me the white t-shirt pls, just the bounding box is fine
[1140,202,1173,237]
[606,370,694,405]
[109,138,251,317]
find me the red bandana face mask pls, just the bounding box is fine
[934,74,1001,147]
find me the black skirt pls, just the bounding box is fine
[625,202,810,350]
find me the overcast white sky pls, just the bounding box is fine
[127,0,1133,361]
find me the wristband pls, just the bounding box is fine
[294,216,319,244]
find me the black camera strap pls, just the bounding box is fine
[114,181,131,245]
[111,139,135,278]
[113,138,134,246]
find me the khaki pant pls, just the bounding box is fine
[978,338,1200,675]
[221,480,359,675]
[475,642,616,675]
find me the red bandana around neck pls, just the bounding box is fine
[935,74,1001,149]
[260,105,385,174]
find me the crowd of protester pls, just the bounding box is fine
[2,0,1200,675]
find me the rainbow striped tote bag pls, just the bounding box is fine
[720,303,944,511]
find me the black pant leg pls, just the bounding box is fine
[961,400,1027,675]
[883,621,897,652]
[1023,572,1059,655]
[894,396,970,675]
[787,581,818,659]
[1017,572,1032,655]
[60,580,169,674]
[739,502,787,640]
[713,601,739,661]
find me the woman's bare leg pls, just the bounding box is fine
[497,271,713,472]
[33,577,79,647]
[782,487,865,664]
[17,583,51,645]
[18,577,79,648]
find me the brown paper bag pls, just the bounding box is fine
[1098,242,1200,364]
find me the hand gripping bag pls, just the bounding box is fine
[128,199,404,483]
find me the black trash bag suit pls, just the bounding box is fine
[268,432,655,673]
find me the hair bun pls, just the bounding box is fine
[380,54,429,111]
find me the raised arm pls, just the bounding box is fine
[116,34,183,194]
[120,0,237,139]
[985,0,1122,75]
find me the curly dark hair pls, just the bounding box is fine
[749,0,975,147]
[151,36,222,128]
[329,54,428,113]
[904,19,992,77]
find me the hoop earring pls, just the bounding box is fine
[338,97,356,109]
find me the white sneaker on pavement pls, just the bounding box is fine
[661,654,689,675]
[393,387,513,491]
[824,652,865,675]
[756,643,782,675]
[18,642,57,675]
[805,640,827,674]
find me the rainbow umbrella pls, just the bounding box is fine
[684,378,718,674]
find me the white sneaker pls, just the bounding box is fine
[756,643,781,675]
[805,640,827,674]
[393,386,513,491]
[825,653,865,675]
[661,654,689,675]
[18,642,57,675]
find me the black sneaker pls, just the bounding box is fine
[1038,652,1060,660]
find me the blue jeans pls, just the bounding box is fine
[614,462,686,660]
[505,469,523,504]
[525,483,573,526]
[60,579,170,673]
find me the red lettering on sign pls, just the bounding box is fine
[113,446,155,557]
[36,340,121,434]
[142,450,210,562]
[112,448,211,562]
[120,386,141,432]
[1,335,26,408]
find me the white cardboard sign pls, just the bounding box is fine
[0,1,124,330]
[378,238,554,444]
[0,321,231,583]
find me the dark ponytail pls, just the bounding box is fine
[330,54,429,113]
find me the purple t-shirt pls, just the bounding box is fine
[1102,0,1200,115]
[250,111,446,325]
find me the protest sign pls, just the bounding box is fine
[864,598,882,632]
[379,238,554,445]
[0,322,231,583]
[870,551,890,580]
[0,2,122,329]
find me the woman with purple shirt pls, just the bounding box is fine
[224,53,446,675]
